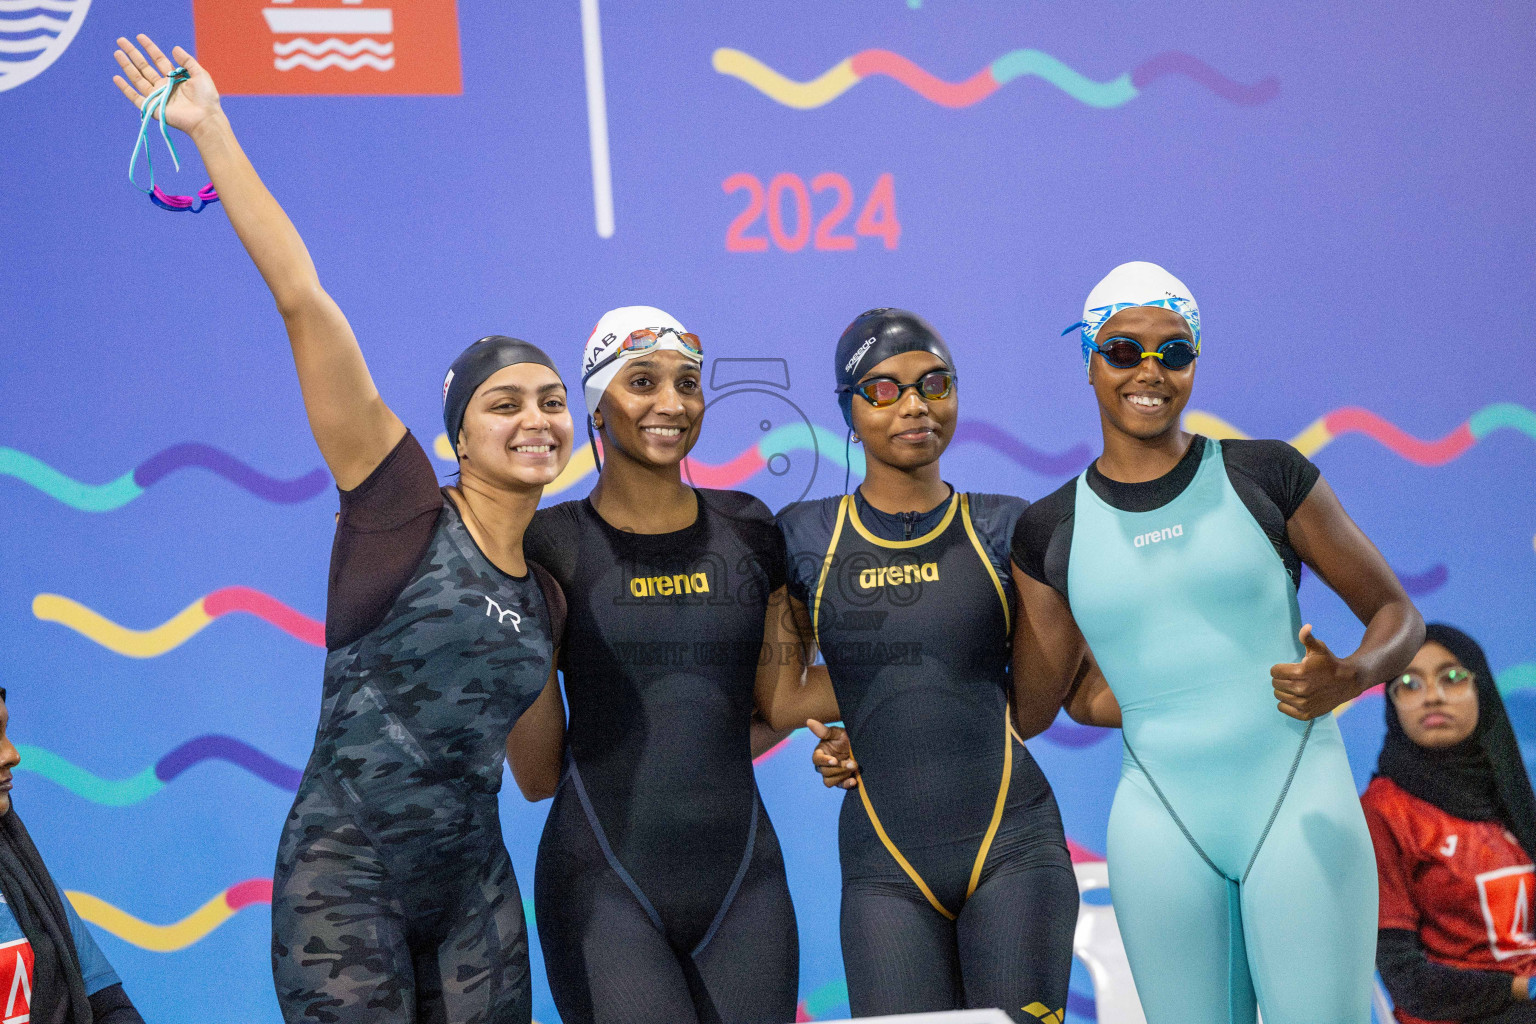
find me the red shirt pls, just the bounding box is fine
[0,936,33,1024]
[1363,776,1536,1023]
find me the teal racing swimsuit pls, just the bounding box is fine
[1012,436,1376,1024]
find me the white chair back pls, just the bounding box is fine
[1072,860,1148,1024]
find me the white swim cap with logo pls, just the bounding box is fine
[1067,261,1201,375]
[581,305,700,418]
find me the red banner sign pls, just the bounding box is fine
[192,1,462,96]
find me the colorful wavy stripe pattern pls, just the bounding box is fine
[1498,664,1536,695]
[712,47,1278,110]
[67,879,272,953]
[798,979,849,1022]
[18,721,1170,800]
[65,841,1110,955]
[434,421,1091,493]
[33,586,323,657]
[17,402,1519,516]
[71,875,1097,1022]
[1185,402,1536,465]
[0,443,328,511]
[19,735,302,806]
[1396,564,1448,597]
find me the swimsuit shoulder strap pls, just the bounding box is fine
[958,493,1012,633]
[811,495,853,645]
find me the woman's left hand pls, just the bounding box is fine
[808,720,859,789]
[113,35,223,138]
[1270,624,1361,720]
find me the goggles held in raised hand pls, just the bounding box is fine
[838,369,955,408]
[129,66,219,213]
[1092,336,1199,370]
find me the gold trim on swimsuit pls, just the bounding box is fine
[814,492,1017,919]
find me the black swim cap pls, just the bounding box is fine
[442,336,562,444]
[833,308,955,428]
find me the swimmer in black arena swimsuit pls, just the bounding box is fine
[523,306,798,1024]
[768,309,1078,1023]
[111,37,573,1024]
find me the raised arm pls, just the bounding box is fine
[1269,477,1424,719]
[1010,563,1092,738]
[754,586,840,731]
[112,35,403,488]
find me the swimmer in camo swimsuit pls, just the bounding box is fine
[112,35,573,1023]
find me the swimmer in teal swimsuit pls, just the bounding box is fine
[1009,262,1424,1024]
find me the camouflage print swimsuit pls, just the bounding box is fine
[271,435,558,1024]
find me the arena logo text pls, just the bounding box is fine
[630,572,712,598]
[1133,525,1184,548]
[859,563,939,589]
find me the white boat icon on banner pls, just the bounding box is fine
[263,1,394,72]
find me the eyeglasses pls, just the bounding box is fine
[1387,666,1475,701]
[838,370,956,407]
[584,327,702,380]
[1093,336,1199,370]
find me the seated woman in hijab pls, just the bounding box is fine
[0,689,145,1023]
[1364,624,1536,1023]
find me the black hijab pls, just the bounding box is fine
[0,689,92,1024]
[1376,624,1536,862]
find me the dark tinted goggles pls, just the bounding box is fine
[1095,336,1198,370]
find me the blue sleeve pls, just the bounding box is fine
[774,498,837,606]
[60,884,121,996]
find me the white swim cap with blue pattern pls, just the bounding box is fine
[1065,262,1200,376]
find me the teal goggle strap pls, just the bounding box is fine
[128,67,219,214]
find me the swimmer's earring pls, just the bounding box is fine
[129,66,219,213]
[842,428,858,494]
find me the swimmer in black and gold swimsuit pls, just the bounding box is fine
[769,309,1077,1023]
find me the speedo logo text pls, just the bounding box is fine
[844,337,876,374]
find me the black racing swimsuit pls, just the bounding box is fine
[271,433,559,1024]
[779,489,1077,1023]
[526,490,798,1024]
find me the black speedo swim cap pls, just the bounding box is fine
[442,336,562,444]
[833,308,955,428]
